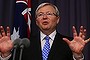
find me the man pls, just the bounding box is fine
[0,2,90,60]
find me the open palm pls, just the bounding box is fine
[63,26,90,54]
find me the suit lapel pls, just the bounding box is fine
[48,33,65,60]
[36,33,42,60]
[30,32,42,60]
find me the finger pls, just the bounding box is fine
[85,38,90,43]
[0,26,6,36]
[79,32,82,37]
[72,26,77,37]
[0,33,2,39]
[82,35,85,39]
[63,38,71,45]
[6,27,10,37]
[83,29,86,35]
[80,26,84,33]
[81,29,86,39]
[79,26,83,37]
[79,26,86,39]
[0,36,8,44]
[83,29,86,38]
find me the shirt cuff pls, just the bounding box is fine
[73,53,84,60]
[0,54,11,60]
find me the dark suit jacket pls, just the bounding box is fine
[10,32,74,60]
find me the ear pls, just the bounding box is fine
[57,17,60,24]
[36,19,38,26]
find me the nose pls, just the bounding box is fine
[43,14,48,19]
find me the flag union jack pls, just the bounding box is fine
[11,0,31,41]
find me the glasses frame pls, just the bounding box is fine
[36,11,57,18]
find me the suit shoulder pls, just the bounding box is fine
[56,32,73,41]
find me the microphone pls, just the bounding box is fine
[19,38,30,60]
[13,38,21,60]
[13,38,21,48]
[20,38,30,48]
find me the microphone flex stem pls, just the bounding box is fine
[13,48,17,60]
[19,45,24,60]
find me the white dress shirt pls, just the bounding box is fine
[0,54,11,60]
[40,30,56,50]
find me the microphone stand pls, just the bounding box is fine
[19,45,24,60]
[19,38,30,60]
[12,46,17,60]
[13,38,21,60]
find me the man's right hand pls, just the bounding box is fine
[0,26,13,58]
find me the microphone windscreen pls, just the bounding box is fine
[13,38,21,48]
[20,38,30,48]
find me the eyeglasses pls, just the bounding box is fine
[36,12,57,18]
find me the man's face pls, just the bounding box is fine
[36,5,60,32]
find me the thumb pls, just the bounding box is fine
[63,38,71,45]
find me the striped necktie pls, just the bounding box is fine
[42,36,50,60]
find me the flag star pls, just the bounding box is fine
[11,27,20,41]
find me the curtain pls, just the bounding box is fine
[0,0,15,31]
[0,0,90,59]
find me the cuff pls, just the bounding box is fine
[73,53,84,60]
[0,54,11,60]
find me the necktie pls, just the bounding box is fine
[42,36,50,60]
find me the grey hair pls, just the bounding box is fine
[35,2,60,17]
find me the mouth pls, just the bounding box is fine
[42,21,49,25]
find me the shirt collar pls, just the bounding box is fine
[40,30,56,41]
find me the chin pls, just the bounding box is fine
[42,28,50,30]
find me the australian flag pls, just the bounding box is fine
[11,0,31,41]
